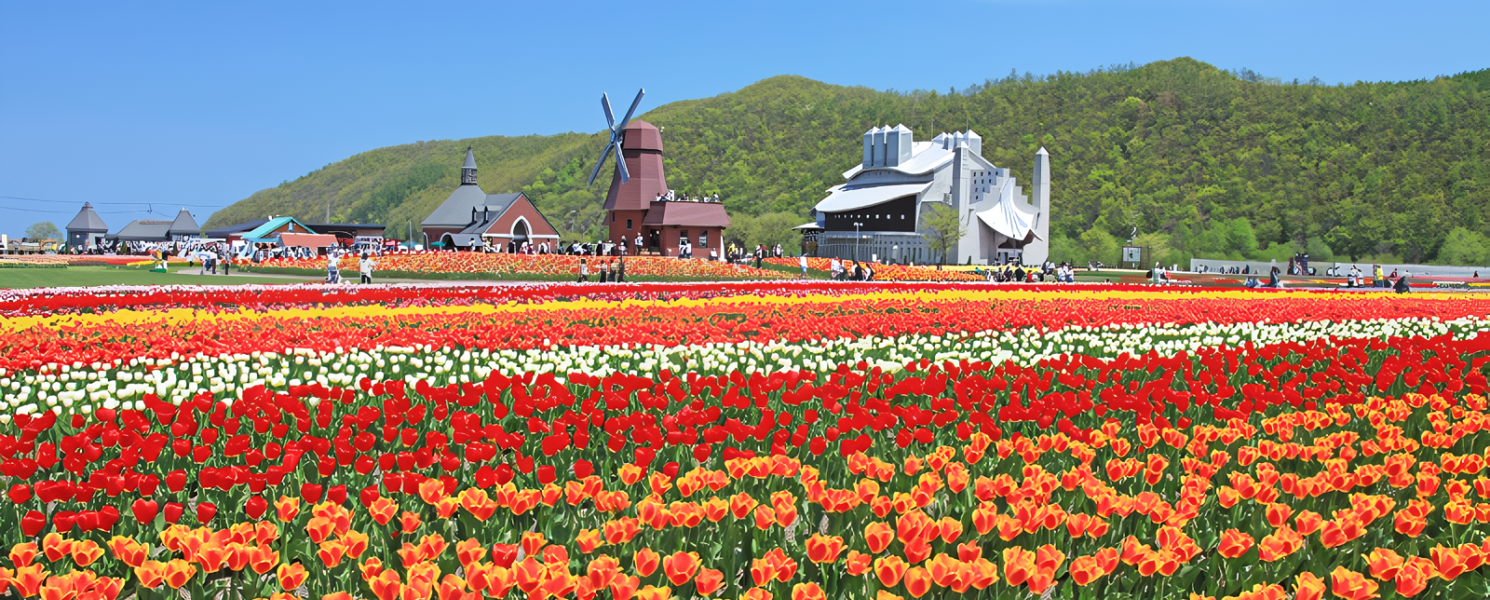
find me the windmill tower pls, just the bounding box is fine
[588,90,670,246]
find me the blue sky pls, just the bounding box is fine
[1,0,1485,239]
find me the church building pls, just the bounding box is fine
[808,125,1050,266]
[422,149,560,250]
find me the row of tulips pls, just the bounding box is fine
[762,258,983,282]
[6,288,1490,373]
[253,252,790,281]
[3,286,1490,598]
[2,313,1481,416]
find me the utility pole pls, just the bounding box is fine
[853,222,864,262]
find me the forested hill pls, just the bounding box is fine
[207,58,1490,265]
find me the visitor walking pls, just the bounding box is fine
[359,252,376,284]
[799,254,809,279]
[578,258,589,283]
[326,253,340,284]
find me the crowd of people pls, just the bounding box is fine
[321,250,380,284]
[827,257,876,281]
[575,256,627,283]
[973,260,1075,283]
[654,190,723,204]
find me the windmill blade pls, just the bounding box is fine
[600,93,616,131]
[615,89,645,132]
[586,141,615,186]
[613,141,630,184]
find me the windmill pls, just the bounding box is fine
[587,89,646,186]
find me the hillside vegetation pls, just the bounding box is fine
[207,59,1490,265]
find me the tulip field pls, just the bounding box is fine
[6,283,1490,600]
[250,253,789,281]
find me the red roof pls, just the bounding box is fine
[277,233,341,248]
[641,201,730,228]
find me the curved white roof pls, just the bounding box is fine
[976,189,1042,241]
[814,182,930,214]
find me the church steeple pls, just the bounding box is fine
[461,148,478,186]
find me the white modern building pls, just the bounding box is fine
[806,125,1049,266]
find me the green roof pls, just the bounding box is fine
[242,217,316,241]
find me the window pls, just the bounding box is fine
[699,231,709,248]
[611,214,616,223]
[680,230,689,246]
[626,219,632,230]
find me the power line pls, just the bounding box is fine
[0,206,72,214]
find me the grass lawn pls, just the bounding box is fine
[0,266,303,289]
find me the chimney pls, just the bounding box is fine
[964,129,982,156]
[1033,147,1050,216]
[896,125,913,165]
[871,126,887,167]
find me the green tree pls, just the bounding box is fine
[25,221,60,241]
[1437,227,1490,266]
[729,212,803,255]
[1080,228,1120,266]
[922,204,963,269]
[1049,233,1088,264]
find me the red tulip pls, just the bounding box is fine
[21,510,45,537]
[131,499,158,523]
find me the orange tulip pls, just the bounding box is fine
[278,562,309,591]
[12,564,49,597]
[695,567,724,596]
[317,540,347,568]
[586,555,621,590]
[1328,566,1378,600]
[662,551,700,587]
[1265,503,1293,528]
[764,548,798,583]
[865,522,894,554]
[164,559,197,589]
[635,585,672,600]
[369,498,397,526]
[369,570,403,600]
[1431,544,1473,581]
[1366,548,1404,580]
[576,529,604,554]
[845,550,873,576]
[1217,529,1254,559]
[1294,571,1325,600]
[1395,557,1436,597]
[276,496,301,522]
[902,566,932,598]
[1002,547,1035,587]
[69,539,104,567]
[804,534,845,564]
[512,556,548,595]
[41,533,72,563]
[634,548,660,578]
[1069,556,1103,586]
[124,542,157,571]
[874,556,908,587]
[198,543,231,573]
[791,582,825,600]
